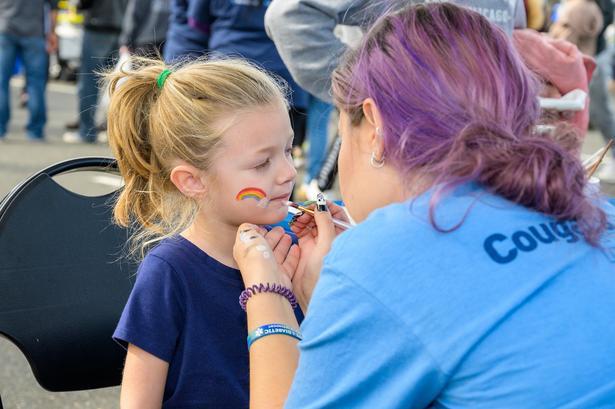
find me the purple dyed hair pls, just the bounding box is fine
[332,3,606,244]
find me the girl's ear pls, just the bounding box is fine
[170,164,207,198]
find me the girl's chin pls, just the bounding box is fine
[244,205,289,226]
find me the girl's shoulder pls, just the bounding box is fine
[134,237,191,283]
[136,236,196,273]
[140,235,244,286]
[146,235,196,261]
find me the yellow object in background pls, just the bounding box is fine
[57,0,84,25]
[526,0,546,30]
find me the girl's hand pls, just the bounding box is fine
[288,198,345,310]
[233,224,300,289]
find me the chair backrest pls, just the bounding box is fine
[0,157,137,396]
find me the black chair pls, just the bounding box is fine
[0,157,138,406]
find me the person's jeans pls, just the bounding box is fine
[78,29,119,142]
[306,96,333,182]
[0,33,48,139]
[589,48,615,157]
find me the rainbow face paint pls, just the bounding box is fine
[236,187,267,202]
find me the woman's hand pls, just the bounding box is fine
[233,224,300,289]
[290,200,349,239]
[289,198,347,310]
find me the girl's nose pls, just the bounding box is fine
[279,155,297,184]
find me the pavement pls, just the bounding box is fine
[1,79,614,408]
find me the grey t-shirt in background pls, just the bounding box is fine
[0,0,58,38]
[119,0,170,48]
[265,0,527,102]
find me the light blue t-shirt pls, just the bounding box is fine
[286,184,615,408]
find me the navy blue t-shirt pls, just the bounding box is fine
[113,235,303,408]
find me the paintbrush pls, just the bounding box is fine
[286,201,354,230]
[585,139,614,178]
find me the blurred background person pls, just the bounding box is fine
[295,94,333,201]
[591,0,615,182]
[164,0,309,178]
[525,0,548,30]
[163,0,206,61]
[118,0,170,58]
[265,0,528,196]
[550,0,615,182]
[62,0,127,144]
[549,0,603,56]
[265,0,528,103]
[0,0,58,142]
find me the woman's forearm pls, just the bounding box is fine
[233,224,305,407]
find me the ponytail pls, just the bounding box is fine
[107,60,162,229]
[431,122,606,244]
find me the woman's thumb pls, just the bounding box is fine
[313,193,336,252]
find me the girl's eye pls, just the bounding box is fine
[255,159,270,169]
[285,148,293,156]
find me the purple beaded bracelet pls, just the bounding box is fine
[239,283,298,311]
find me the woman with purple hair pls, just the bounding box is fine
[232,4,615,408]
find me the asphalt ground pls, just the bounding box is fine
[1,78,614,408]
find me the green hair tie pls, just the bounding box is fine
[157,69,172,89]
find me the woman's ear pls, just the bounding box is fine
[170,164,207,198]
[361,98,385,158]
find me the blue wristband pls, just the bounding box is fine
[247,323,302,349]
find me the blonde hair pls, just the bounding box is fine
[104,56,288,258]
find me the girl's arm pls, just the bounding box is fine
[120,343,169,409]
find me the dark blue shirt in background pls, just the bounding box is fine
[113,235,303,408]
[164,0,308,109]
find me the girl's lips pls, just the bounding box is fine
[270,192,292,201]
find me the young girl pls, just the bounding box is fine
[105,56,301,408]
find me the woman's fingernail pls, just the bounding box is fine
[316,193,327,212]
[289,211,304,224]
